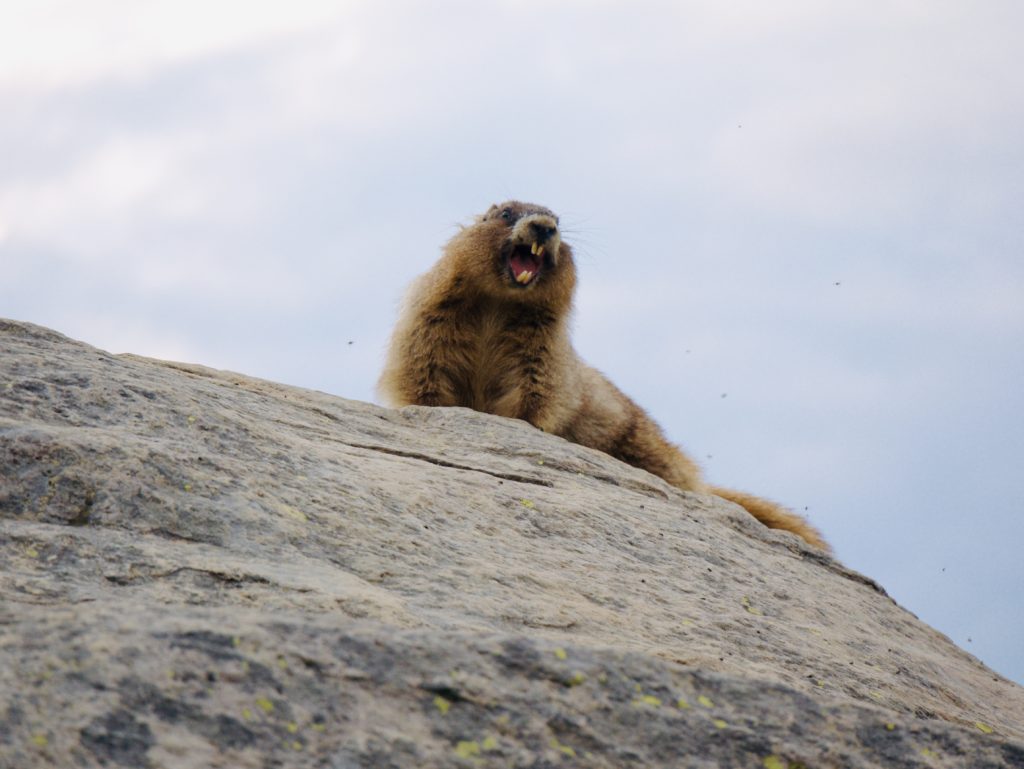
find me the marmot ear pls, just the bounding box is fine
[480,204,499,222]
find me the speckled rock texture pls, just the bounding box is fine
[1,318,1022,769]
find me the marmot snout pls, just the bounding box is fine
[505,212,561,287]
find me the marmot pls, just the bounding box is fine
[378,201,829,551]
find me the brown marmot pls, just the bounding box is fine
[378,200,829,551]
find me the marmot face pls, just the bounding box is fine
[470,201,569,297]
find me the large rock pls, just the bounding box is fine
[1,318,1021,768]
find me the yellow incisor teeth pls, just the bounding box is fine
[530,242,538,255]
[516,270,533,284]
[537,244,545,257]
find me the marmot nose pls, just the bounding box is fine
[530,221,558,243]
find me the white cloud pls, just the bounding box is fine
[1,133,198,258]
[700,4,1024,225]
[0,0,353,88]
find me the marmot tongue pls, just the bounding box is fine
[510,251,541,284]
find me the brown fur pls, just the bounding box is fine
[378,201,830,552]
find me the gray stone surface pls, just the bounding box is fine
[1,318,1022,768]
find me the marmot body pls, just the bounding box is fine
[378,201,829,551]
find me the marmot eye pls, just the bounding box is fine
[500,208,513,221]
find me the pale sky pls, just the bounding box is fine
[2,1,1022,685]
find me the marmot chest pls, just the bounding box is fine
[449,305,547,415]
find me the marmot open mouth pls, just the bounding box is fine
[508,242,546,287]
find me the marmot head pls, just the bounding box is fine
[448,201,574,301]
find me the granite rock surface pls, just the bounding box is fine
[2,318,1022,768]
